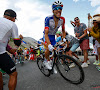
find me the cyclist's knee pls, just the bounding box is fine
[45,49,49,54]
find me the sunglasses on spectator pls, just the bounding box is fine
[74,18,79,21]
[53,7,62,10]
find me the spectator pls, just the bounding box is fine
[55,31,64,54]
[0,9,21,90]
[74,17,90,68]
[65,32,81,67]
[88,14,100,70]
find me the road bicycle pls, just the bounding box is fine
[37,44,85,84]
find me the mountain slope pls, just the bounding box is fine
[8,37,38,49]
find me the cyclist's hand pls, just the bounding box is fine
[63,38,66,42]
[48,44,54,51]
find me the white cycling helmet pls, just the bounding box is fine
[52,1,63,10]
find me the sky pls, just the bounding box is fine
[0,0,100,40]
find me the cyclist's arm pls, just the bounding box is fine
[62,28,66,38]
[61,17,66,38]
[45,29,51,45]
[44,17,51,45]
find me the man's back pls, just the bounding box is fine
[0,17,13,40]
[0,17,18,54]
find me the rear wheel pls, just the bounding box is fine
[56,55,85,84]
[37,57,50,77]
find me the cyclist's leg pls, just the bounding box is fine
[44,35,56,69]
[45,36,56,61]
[45,48,50,60]
[0,71,3,90]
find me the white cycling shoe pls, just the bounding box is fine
[43,61,52,70]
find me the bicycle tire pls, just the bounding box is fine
[37,57,50,77]
[56,55,85,84]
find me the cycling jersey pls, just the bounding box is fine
[44,15,65,46]
[0,17,20,54]
[44,15,65,35]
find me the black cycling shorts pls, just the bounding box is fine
[0,52,16,74]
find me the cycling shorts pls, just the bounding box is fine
[48,35,56,46]
[43,34,56,47]
[0,52,16,74]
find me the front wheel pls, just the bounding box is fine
[56,55,85,84]
[37,57,50,77]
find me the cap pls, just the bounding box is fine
[4,9,17,19]
[93,14,100,23]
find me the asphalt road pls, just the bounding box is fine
[3,56,100,90]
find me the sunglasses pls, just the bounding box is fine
[53,7,62,10]
[74,18,79,21]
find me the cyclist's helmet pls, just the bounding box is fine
[56,31,61,34]
[52,1,63,10]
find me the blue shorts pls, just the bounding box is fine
[48,35,56,46]
[70,43,79,52]
[43,34,56,46]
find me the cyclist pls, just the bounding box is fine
[0,9,21,90]
[56,31,62,43]
[65,32,82,67]
[43,1,66,70]
[56,31,65,54]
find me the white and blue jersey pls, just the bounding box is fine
[44,15,65,46]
